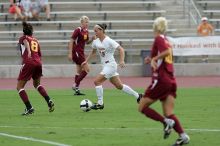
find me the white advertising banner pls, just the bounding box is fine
[168,36,220,56]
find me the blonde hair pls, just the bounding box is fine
[153,17,168,34]
[80,15,89,23]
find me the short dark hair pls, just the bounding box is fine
[22,21,33,36]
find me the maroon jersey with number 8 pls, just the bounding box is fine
[18,35,42,64]
[17,35,42,81]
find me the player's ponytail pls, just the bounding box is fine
[101,23,107,30]
[22,21,33,36]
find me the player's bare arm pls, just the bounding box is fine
[68,38,74,61]
[82,49,96,66]
[118,46,125,68]
[151,49,170,71]
[86,35,96,44]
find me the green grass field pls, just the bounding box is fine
[0,88,220,146]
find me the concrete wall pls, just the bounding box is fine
[0,63,220,78]
[174,63,220,76]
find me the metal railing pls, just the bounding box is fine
[183,0,202,27]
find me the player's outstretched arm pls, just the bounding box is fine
[118,46,125,68]
[82,49,96,66]
[68,39,74,61]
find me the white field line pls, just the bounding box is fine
[0,132,71,146]
[1,125,220,132]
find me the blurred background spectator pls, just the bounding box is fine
[32,0,51,21]
[8,0,24,21]
[20,0,33,21]
[197,17,214,63]
[197,17,214,36]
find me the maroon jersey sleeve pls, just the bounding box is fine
[151,40,157,58]
[19,35,25,45]
[18,35,28,60]
[155,35,168,53]
[71,27,80,40]
[157,36,174,73]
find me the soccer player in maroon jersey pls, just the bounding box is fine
[17,22,54,115]
[138,17,190,146]
[68,16,95,95]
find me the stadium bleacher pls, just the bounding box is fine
[196,0,220,30]
[0,0,167,65]
[0,0,220,78]
[0,0,219,65]
[196,0,220,10]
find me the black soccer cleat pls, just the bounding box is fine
[48,100,55,112]
[72,87,85,96]
[91,103,104,110]
[137,93,143,103]
[172,134,190,146]
[21,107,34,116]
[74,90,86,96]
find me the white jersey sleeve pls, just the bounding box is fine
[110,38,120,50]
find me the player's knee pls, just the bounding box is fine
[16,86,20,91]
[138,106,144,113]
[33,82,39,88]
[16,83,23,91]
[94,80,101,86]
[115,84,123,90]
[138,103,149,114]
[33,83,36,88]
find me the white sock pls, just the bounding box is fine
[122,84,139,99]
[95,85,103,105]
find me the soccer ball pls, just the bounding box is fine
[80,99,93,112]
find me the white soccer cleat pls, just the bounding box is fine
[164,118,175,139]
[172,134,190,146]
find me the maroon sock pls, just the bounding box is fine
[75,71,87,87]
[141,107,164,123]
[18,89,32,109]
[37,85,48,97]
[37,85,50,103]
[75,75,79,85]
[19,89,29,103]
[167,114,184,134]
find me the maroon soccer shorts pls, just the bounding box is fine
[72,51,85,65]
[18,62,42,81]
[144,80,177,101]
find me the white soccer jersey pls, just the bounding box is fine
[91,36,120,65]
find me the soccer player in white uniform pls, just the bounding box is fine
[83,23,142,110]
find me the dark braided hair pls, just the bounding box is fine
[22,21,33,36]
